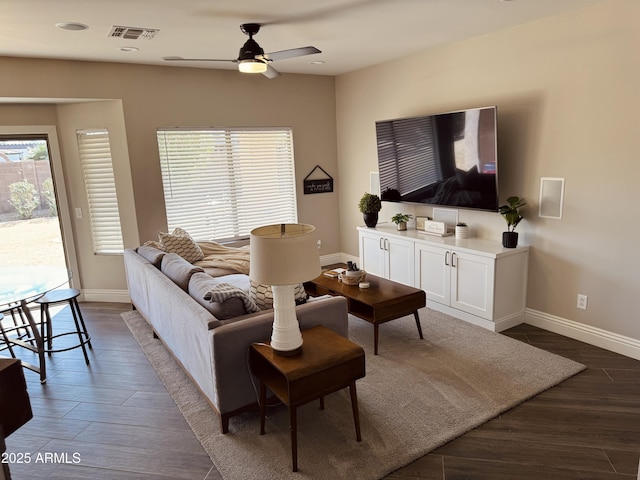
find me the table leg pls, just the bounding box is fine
[20,300,46,383]
[349,381,362,442]
[414,311,424,340]
[374,324,379,355]
[290,406,298,472]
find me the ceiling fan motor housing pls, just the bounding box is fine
[239,38,264,61]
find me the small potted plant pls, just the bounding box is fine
[391,213,412,231]
[358,192,382,228]
[455,222,469,239]
[498,196,526,248]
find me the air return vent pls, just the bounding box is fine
[108,26,159,40]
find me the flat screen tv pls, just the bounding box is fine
[376,106,499,211]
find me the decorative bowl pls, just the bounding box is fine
[339,270,366,286]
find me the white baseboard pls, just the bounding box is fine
[319,253,344,267]
[81,289,130,304]
[78,256,640,363]
[319,252,359,268]
[525,308,640,361]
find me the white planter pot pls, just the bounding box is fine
[455,225,469,239]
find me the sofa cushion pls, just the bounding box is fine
[249,280,308,310]
[161,253,204,292]
[158,227,204,263]
[136,245,166,268]
[189,272,256,321]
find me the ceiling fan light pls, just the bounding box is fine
[238,59,267,74]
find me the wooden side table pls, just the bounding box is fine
[0,358,33,480]
[249,325,365,472]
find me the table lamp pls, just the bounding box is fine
[250,223,321,355]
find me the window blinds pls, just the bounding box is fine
[77,129,124,254]
[157,127,297,242]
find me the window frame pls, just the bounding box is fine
[77,128,124,255]
[156,126,298,242]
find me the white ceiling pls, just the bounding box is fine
[1,0,603,77]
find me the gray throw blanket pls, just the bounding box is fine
[203,283,260,313]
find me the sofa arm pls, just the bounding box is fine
[208,296,349,416]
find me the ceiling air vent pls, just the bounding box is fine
[108,26,159,40]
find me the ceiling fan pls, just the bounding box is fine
[163,23,321,79]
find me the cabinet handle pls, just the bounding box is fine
[451,252,457,268]
[385,238,389,251]
[445,251,450,266]
[380,237,384,250]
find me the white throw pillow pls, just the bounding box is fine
[249,280,308,310]
[158,227,204,263]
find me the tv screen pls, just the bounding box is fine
[376,106,498,211]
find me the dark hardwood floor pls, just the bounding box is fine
[2,302,218,480]
[2,302,639,479]
[389,324,640,480]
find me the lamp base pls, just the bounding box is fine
[270,285,304,356]
[272,345,302,357]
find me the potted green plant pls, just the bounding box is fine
[358,192,382,228]
[391,213,412,231]
[498,196,526,248]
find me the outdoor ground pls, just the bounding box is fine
[0,215,66,267]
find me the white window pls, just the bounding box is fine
[77,129,124,254]
[157,127,297,242]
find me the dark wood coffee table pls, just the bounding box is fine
[306,273,426,355]
[249,325,365,473]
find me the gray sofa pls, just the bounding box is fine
[123,247,349,433]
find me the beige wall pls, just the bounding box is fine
[0,59,338,296]
[336,0,640,341]
[56,100,138,292]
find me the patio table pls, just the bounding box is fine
[0,266,70,383]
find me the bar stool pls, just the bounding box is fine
[1,304,34,346]
[35,289,92,365]
[0,313,17,358]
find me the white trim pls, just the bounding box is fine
[76,252,640,363]
[525,308,640,361]
[0,125,82,290]
[81,289,130,304]
[318,252,343,267]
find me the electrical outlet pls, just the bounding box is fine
[577,294,588,310]
[317,239,322,249]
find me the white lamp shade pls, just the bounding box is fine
[250,223,321,286]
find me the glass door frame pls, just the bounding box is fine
[0,125,81,292]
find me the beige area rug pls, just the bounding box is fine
[122,308,585,480]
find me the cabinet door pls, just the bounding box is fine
[359,230,385,278]
[416,243,450,305]
[450,250,495,320]
[386,237,415,286]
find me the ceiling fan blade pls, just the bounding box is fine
[262,64,281,79]
[162,56,236,63]
[264,46,321,62]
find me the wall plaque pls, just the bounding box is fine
[303,165,334,194]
